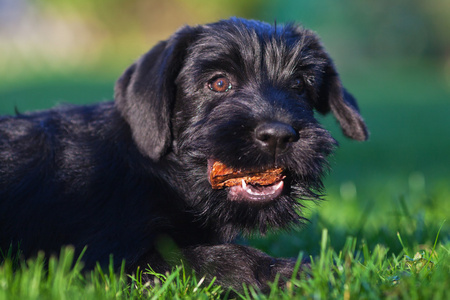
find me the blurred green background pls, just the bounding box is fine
[0,0,449,256]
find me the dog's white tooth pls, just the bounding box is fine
[274,181,283,190]
[242,180,257,195]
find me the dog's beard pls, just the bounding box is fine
[173,121,336,242]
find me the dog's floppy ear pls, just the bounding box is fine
[115,26,199,160]
[314,60,369,141]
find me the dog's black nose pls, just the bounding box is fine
[255,122,299,154]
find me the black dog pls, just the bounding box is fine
[0,18,368,292]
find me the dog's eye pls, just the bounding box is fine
[209,77,232,93]
[291,79,304,93]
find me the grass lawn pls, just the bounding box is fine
[0,62,449,299]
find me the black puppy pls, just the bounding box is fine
[0,18,368,292]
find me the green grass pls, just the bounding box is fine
[0,62,449,298]
[1,224,449,299]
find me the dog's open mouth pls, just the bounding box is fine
[208,160,286,202]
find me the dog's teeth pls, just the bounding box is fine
[274,181,283,191]
[241,179,247,189]
[242,180,259,195]
[242,179,256,195]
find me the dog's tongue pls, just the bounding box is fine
[208,160,285,189]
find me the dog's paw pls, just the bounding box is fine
[180,244,306,293]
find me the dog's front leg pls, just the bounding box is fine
[134,241,306,293]
[179,244,300,293]
[180,244,301,293]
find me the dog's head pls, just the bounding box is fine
[115,18,368,239]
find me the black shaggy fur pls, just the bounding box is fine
[0,18,368,293]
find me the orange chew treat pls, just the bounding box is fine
[209,161,284,189]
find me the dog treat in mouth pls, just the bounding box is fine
[209,161,285,189]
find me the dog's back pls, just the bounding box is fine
[0,102,165,267]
